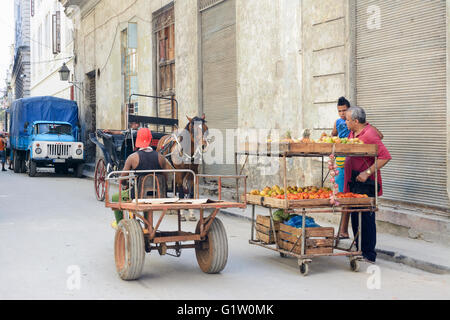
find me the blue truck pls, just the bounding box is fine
[9,96,85,177]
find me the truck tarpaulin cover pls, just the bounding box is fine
[10,96,79,139]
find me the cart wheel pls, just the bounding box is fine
[299,263,309,276]
[94,158,107,201]
[280,252,288,258]
[350,259,360,272]
[195,218,228,274]
[114,219,145,281]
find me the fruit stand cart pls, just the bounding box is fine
[235,142,378,275]
[105,169,247,280]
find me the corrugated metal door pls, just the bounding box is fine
[201,0,237,176]
[356,0,449,211]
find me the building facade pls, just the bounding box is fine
[30,0,75,100]
[61,0,450,241]
[12,0,31,100]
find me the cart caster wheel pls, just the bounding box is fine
[350,259,360,272]
[280,252,288,258]
[299,263,309,276]
[158,243,167,256]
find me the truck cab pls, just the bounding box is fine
[26,120,84,177]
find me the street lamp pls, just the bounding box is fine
[58,63,70,81]
[59,62,83,92]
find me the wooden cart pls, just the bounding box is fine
[105,169,247,280]
[235,142,378,276]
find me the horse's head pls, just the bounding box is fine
[186,114,210,153]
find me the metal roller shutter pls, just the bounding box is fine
[356,0,449,211]
[201,0,237,175]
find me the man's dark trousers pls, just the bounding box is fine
[349,172,377,262]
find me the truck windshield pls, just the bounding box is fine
[37,124,72,135]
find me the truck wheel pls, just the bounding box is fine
[13,151,20,173]
[195,218,228,274]
[114,219,146,281]
[20,157,27,173]
[28,156,37,177]
[74,163,84,178]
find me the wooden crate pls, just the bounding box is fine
[254,215,280,244]
[245,194,374,209]
[277,223,335,255]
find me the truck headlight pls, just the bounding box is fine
[35,148,42,154]
[76,149,83,155]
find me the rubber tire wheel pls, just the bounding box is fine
[74,163,84,178]
[195,218,228,274]
[20,157,26,173]
[350,259,360,272]
[28,157,37,177]
[280,252,288,258]
[114,219,146,281]
[94,158,107,201]
[13,151,20,173]
[300,263,309,276]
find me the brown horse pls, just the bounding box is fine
[156,114,210,200]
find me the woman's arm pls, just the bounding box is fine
[331,120,338,137]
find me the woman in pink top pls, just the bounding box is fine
[344,106,392,263]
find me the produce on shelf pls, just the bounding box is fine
[269,210,322,228]
[272,209,290,222]
[249,185,367,199]
[317,133,364,144]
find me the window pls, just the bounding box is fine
[38,24,42,61]
[45,13,50,55]
[121,23,138,116]
[153,5,176,121]
[52,11,61,54]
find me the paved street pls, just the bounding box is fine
[0,170,449,300]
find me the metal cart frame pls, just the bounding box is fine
[235,143,378,275]
[105,169,247,280]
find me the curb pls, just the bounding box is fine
[219,208,450,275]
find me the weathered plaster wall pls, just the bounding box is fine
[236,0,302,135]
[174,0,201,129]
[302,0,349,138]
[236,0,303,188]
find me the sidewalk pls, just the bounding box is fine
[82,165,450,275]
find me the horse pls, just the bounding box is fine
[156,114,210,201]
